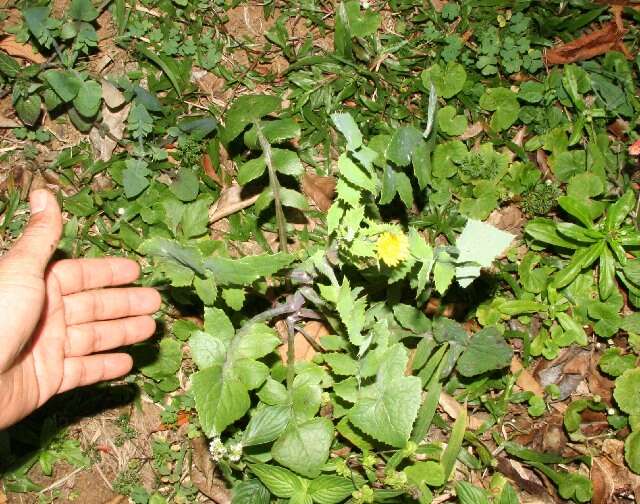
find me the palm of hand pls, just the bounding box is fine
[0,191,160,429]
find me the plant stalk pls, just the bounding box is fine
[255,121,288,253]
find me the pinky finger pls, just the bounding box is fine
[58,353,133,394]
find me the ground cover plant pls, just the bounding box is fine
[1,0,640,502]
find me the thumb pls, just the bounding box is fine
[4,189,63,274]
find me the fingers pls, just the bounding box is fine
[3,190,62,275]
[58,353,133,394]
[63,287,161,325]
[50,257,141,296]
[65,316,156,357]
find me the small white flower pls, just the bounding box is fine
[117,207,126,216]
[209,437,227,462]
[228,442,243,463]
[607,408,616,416]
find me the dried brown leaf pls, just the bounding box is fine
[0,36,45,63]
[511,356,545,396]
[438,392,485,430]
[301,172,336,211]
[190,436,232,504]
[279,320,329,363]
[630,139,640,156]
[544,22,629,65]
[101,80,126,109]
[0,115,20,128]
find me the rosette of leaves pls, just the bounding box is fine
[525,190,640,301]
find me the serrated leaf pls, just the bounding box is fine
[308,475,356,504]
[232,479,270,504]
[336,277,366,346]
[138,338,182,381]
[221,94,281,144]
[191,319,279,435]
[203,253,294,285]
[348,344,421,447]
[457,326,513,377]
[272,417,333,478]
[243,404,292,446]
[250,464,304,498]
[331,112,362,151]
[386,127,424,167]
[338,153,376,193]
[139,237,206,276]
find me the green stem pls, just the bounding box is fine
[255,121,288,254]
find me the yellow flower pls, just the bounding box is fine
[376,231,409,267]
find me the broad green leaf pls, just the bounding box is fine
[139,237,206,276]
[432,141,467,179]
[232,479,270,504]
[557,196,594,229]
[280,188,309,210]
[238,157,267,186]
[404,461,445,487]
[437,106,467,136]
[455,482,490,504]
[386,127,424,167]
[599,245,616,300]
[189,331,225,369]
[479,87,520,131]
[170,168,200,202]
[421,62,466,99]
[338,153,376,193]
[344,0,381,37]
[244,118,300,148]
[525,218,579,249]
[349,345,421,447]
[122,159,150,198]
[324,353,358,376]
[456,219,515,287]
[272,417,334,478]
[69,0,99,21]
[222,287,245,311]
[203,253,294,285]
[457,327,512,377]
[15,95,41,126]
[0,53,20,78]
[23,7,50,40]
[395,171,414,209]
[614,368,640,416]
[138,338,182,381]
[180,198,211,239]
[243,405,291,446]
[606,190,635,231]
[250,464,304,498]
[64,188,95,217]
[625,431,640,474]
[394,304,431,333]
[273,149,304,176]
[191,319,279,435]
[221,95,281,144]
[433,260,455,295]
[331,112,362,151]
[308,475,356,504]
[44,70,82,102]
[192,365,250,435]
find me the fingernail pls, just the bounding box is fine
[30,190,48,214]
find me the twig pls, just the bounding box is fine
[209,194,259,223]
[38,467,84,494]
[255,120,288,253]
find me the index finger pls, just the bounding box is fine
[50,257,141,295]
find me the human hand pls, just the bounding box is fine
[0,190,161,429]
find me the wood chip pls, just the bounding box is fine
[0,35,46,63]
